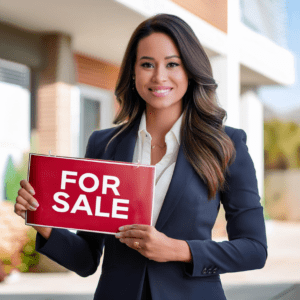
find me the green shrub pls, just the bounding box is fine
[1,228,40,274]
[19,228,40,272]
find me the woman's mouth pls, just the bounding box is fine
[149,87,172,97]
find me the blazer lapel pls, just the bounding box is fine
[155,144,196,231]
[113,120,140,163]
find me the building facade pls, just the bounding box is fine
[0,0,294,201]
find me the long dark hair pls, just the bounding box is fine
[113,14,236,199]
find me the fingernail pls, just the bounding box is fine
[21,212,26,219]
[29,206,37,211]
[29,189,35,195]
[119,226,124,231]
[32,202,39,208]
[115,232,121,237]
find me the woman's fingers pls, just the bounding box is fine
[15,180,52,240]
[20,179,35,195]
[17,186,39,209]
[115,225,151,244]
[14,203,27,219]
[16,195,38,211]
[120,238,144,250]
[115,226,147,251]
[118,224,149,232]
[115,229,144,239]
[115,225,174,262]
[15,179,39,220]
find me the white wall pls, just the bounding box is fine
[0,82,30,201]
[211,55,240,128]
[240,89,264,198]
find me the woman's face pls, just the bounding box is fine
[134,32,189,115]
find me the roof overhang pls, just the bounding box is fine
[239,24,295,87]
[0,0,295,87]
[0,0,223,65]
[0,0,145,65]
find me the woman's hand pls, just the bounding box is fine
[115,224,192,263]
[14,180,52,240]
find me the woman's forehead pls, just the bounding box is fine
[136,32,180,59]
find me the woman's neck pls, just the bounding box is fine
[145,108,181,142]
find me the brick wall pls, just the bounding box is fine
[37,82,72,156]
[171,0,227,33]
[74,53,120,91]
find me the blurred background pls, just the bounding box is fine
[0,0,299,299]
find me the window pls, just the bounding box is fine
[80,97,101,157]
[71,85,114,158]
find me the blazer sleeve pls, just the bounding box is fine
[35,130,111,277]
[185,128,268,277]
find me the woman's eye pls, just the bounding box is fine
[141,62,154,68]
[167,62,179,68]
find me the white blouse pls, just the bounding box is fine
[132,112,183,226]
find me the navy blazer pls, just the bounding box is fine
[36,118,267,300]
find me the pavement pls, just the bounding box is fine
[0,220,299,299]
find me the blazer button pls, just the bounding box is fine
[202,268,207,274]
[213,267,218,274]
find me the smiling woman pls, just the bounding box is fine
[15,13,267,300]
[114,14,235,198]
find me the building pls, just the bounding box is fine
[0,0,295,201]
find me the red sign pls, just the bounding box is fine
[26,154,155,234]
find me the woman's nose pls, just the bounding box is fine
[151,65,167,82]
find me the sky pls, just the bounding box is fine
[258,0,300,113]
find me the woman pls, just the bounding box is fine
[15,14,267,300]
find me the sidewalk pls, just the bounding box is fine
[221,220,300,285]
[221,220,300,299]
[0,220,299,299]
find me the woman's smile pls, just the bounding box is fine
[149,86,173,97]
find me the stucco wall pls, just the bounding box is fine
[265,170,300,221]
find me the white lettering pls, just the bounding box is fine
[79,173,99,193]
[52,192,70,212]
[61,171,77,190]
[112,199,129,219]
[95,196,110,217]
[102,175,120,196]
[70,194,93,215]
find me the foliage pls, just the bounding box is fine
[4,132,38,203]
[4,154,28,203]
[264,120,300,170]
[1,132,40,274]
[19,228,40,272]
[1,228,40,274]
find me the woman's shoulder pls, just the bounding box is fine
[89,124,124,143]
[224,125,247,145]
[85,124,124,159]
[223,126,251,168]
[223,126,255,178]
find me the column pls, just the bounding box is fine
[37,34,75,156]
[240,89,264,198]
[210,0,241,128]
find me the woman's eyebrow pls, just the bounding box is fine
[165,55,181,59]
[140,56,154,60]
[139,55,181,60]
